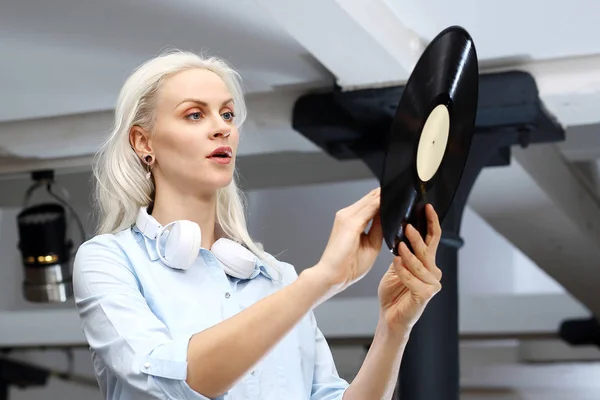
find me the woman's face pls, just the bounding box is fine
[139,68,239,196]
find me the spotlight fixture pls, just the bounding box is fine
[16,170,86,303]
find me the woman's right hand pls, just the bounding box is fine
[312,187,383,297]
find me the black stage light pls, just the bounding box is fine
[16,170,86,303]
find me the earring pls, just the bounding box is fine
[142,154,154,180]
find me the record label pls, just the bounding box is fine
[416,104,450,182]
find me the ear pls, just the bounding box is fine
[129,125,153,157]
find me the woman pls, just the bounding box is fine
[73,50,443,400]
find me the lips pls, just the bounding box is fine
[207,146,233,159]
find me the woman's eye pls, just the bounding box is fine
[186,112,202,120]
[222,112,235,121]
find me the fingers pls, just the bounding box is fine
[405,223,442,281]
[424,204,442,253]
[392,255,442,303]
[393,252,442,302]
[347,187,380,214]
[397,242,440,286]
[393,258,430,295]
[354,188,380,225]
[335,187,380,233]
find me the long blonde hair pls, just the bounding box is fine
[93,49,277,271]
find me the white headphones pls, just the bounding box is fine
[135,206,258,279]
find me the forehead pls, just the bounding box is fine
[157,68,232,106]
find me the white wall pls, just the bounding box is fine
[460,206,565,296]
[246,178,391,299]
[246,177,565,298]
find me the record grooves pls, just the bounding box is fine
[380,25,479,255]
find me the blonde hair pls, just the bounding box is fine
[93,49,278,272]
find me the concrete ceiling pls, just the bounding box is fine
[1,0,600,314]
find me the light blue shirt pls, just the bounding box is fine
[72,219,349,399]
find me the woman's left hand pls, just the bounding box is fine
[377,204,443,335]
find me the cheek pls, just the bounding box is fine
[156,124,203,157]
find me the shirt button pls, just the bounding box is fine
[225,292,231,299]
[144,362,151,369]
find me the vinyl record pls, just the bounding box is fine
[380,25,479,255]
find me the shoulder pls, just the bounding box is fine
[73,228,141,278]
[75,229,137,262]
[72,228,142,298]
[260,251,301,285]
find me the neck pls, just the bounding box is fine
[151,188,218,249]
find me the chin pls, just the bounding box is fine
[208,173,234,191]
[197,160,236,191]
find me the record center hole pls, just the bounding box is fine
[416,104,450,182]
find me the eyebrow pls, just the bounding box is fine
[175,98,234,110]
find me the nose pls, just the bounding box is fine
[211,130,230,139]
[209,117,231,139]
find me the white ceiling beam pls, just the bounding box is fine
[0,111,112,160]
[461,361,600,392]
[0,155,94,180]
[489,54,600,127]
[255,0,424,89]
[557,123,600,161]
[514,144,600,246]
[315,293,592,340]
[468,143,600,317]
[1,54,599,166]
[529,54,600,127]
[0,152,374,195]
[518,339,600,363]
[0,89,320,161]
[0,293,587,348]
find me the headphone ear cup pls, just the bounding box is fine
[211,238,257,279]
[163,221,201,270]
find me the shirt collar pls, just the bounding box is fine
[132,224,275,282]
[251,258,276,281]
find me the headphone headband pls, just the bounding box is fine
[135,206,161,240]
[134,206,259,279]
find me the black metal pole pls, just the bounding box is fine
[0,381,7,400]
[393,132,521,400]
[394,233,462,399]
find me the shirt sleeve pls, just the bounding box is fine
[72,235,222,400]
[310,312,350,400]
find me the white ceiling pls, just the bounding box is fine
[0,0,331,122]
[3,0,599,125]
[385,0,599,61]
